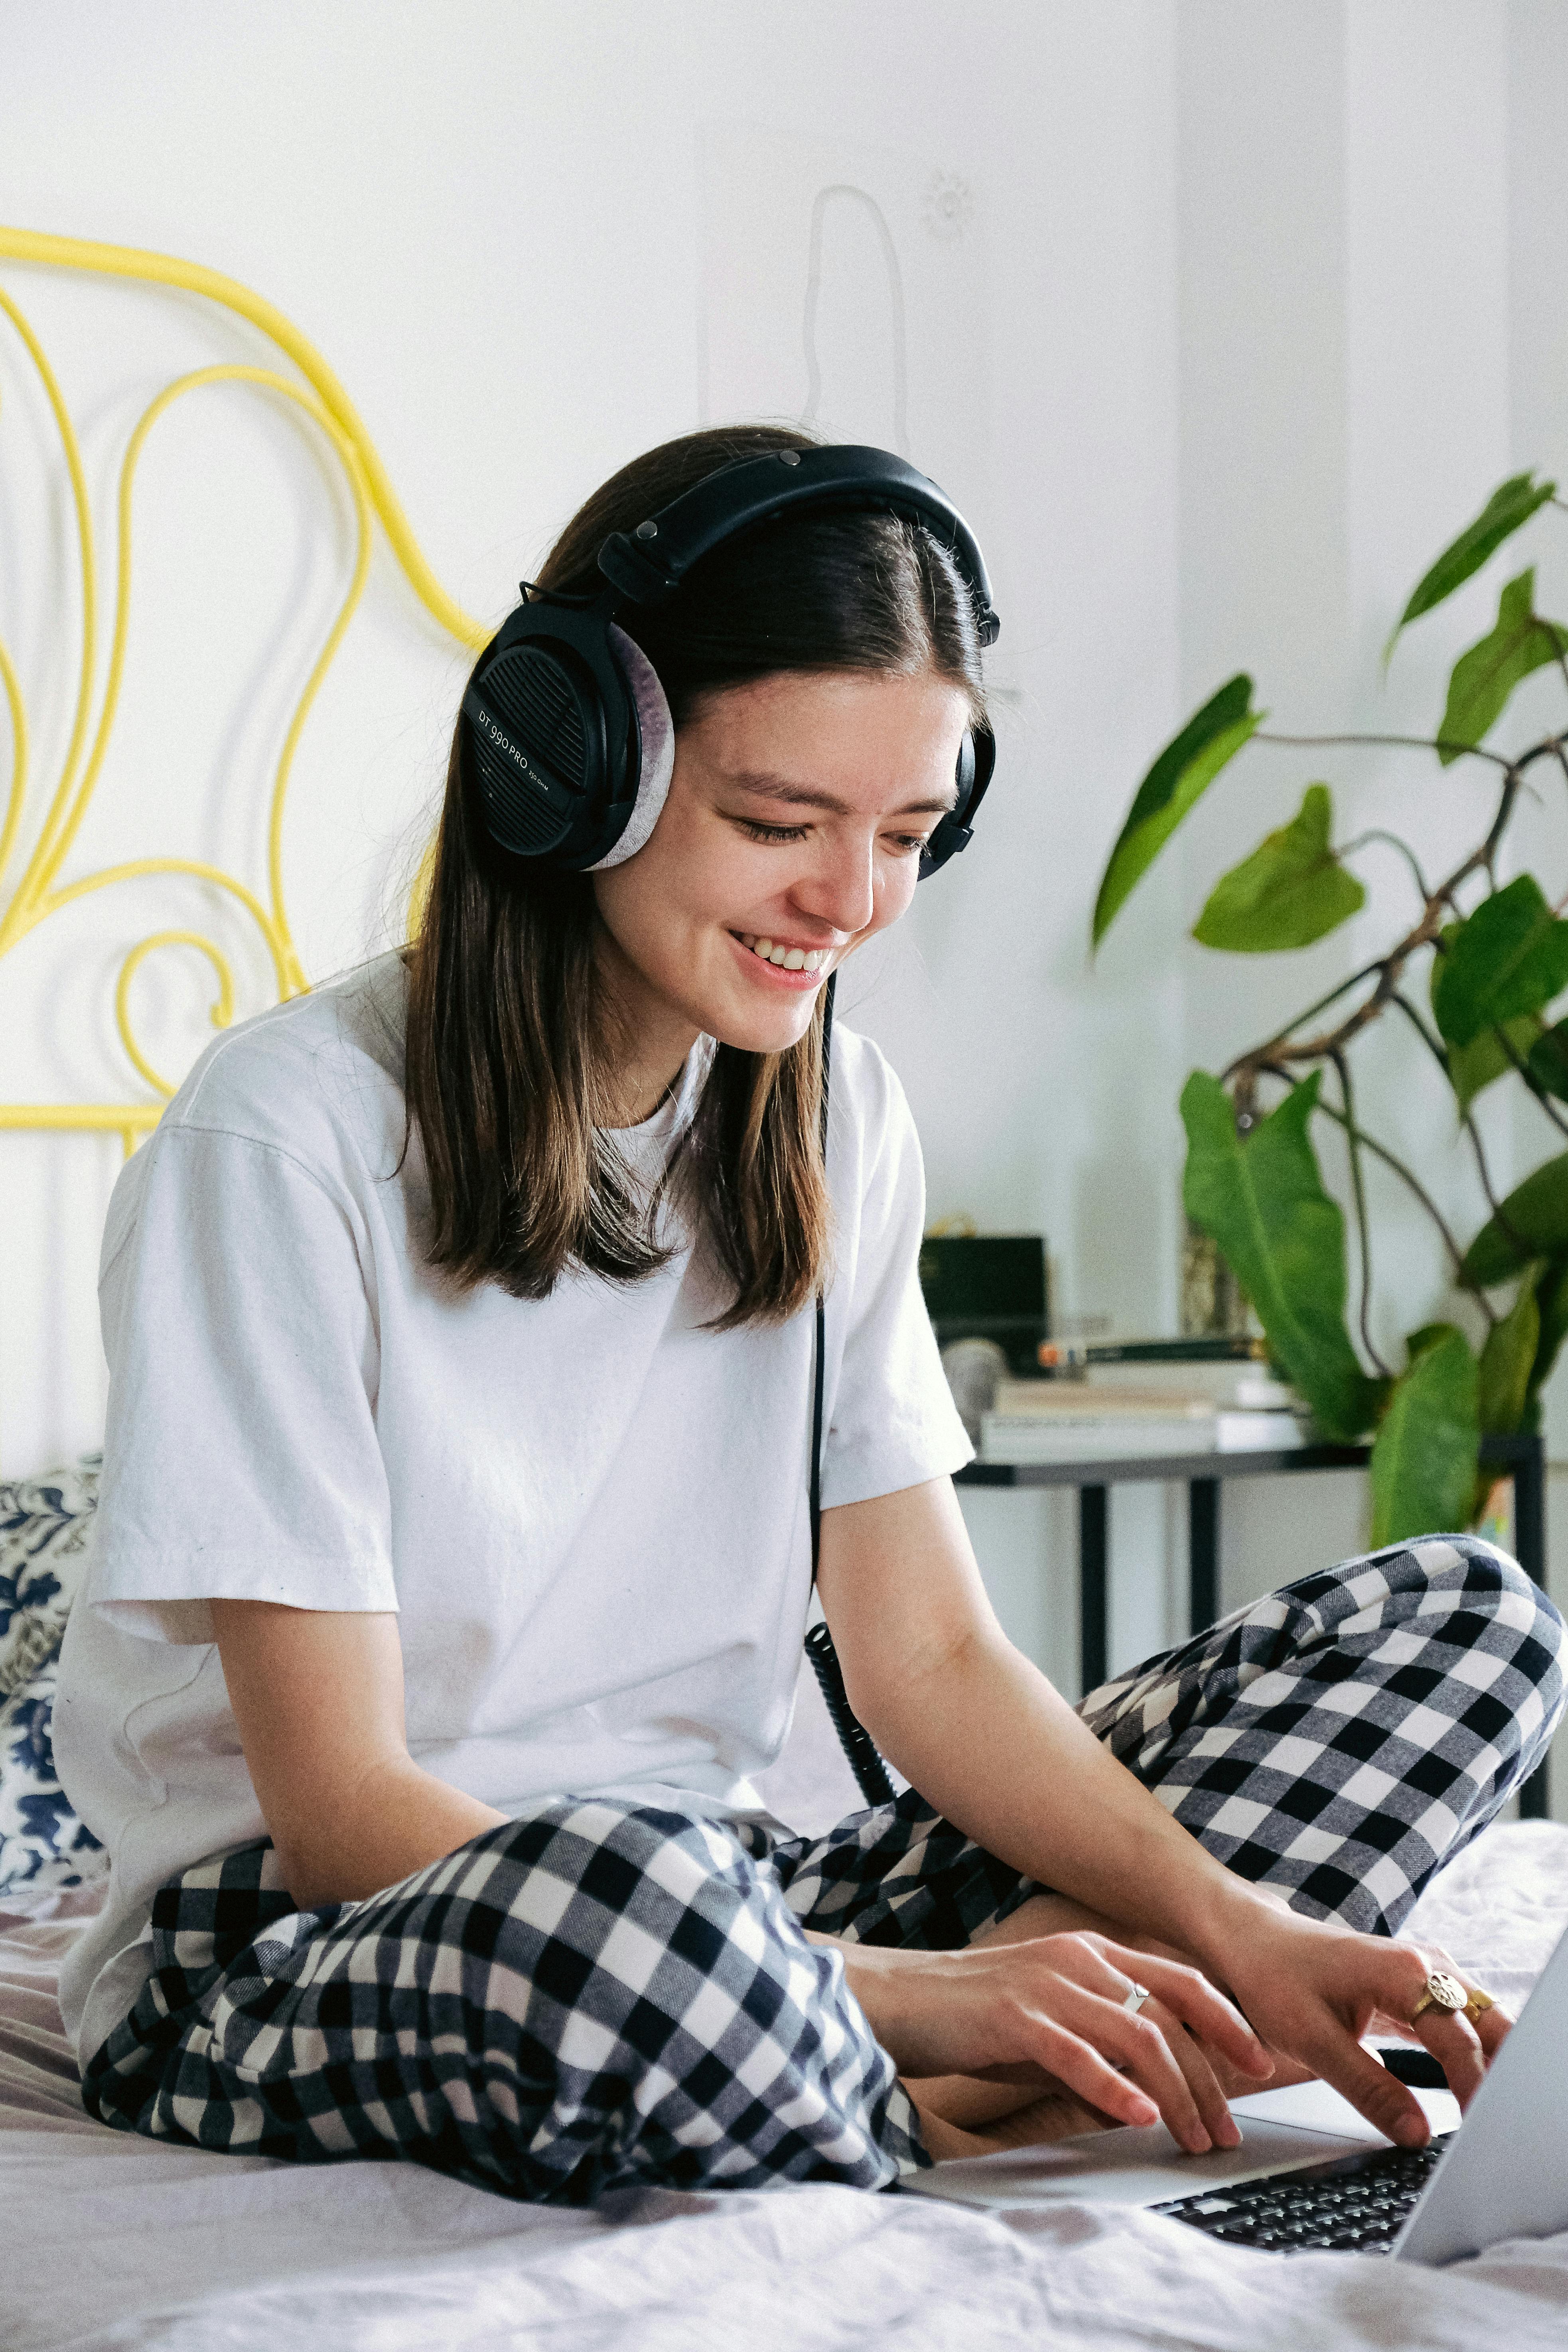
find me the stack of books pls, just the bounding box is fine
[978,1340,1310,1465]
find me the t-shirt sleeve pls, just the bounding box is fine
[819,1044,973,1510]
[89,1120,395,1644]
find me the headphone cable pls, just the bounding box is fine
[805,971,896,1809]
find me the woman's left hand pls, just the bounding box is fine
[1212,1900,1509,2145]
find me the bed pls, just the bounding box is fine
[4,229,1568,2350]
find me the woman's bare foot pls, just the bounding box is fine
[908,2073,1124,2162]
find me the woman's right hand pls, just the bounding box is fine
[833,1929,1274,2156]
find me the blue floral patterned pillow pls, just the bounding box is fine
[0,1652,104,1892]
[0,1459,106,1894]
[0,1457,101,1699]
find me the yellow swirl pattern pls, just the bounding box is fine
[0,225,485,1155]
[114,931,236,1100]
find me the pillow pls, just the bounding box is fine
[0,1652,104,1892]
[0,1458,106,1895]
[0,1457,101,1700]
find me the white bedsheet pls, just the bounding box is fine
[5,1820,1568,2352]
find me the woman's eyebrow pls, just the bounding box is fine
[722,770,958,816]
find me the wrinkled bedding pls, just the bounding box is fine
[4,1821,1567,2352]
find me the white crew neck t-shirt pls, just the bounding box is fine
[54,953,970,2062]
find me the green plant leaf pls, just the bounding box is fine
[1369,1327,1479,1543]
[1436,569,1568,765]
[1431,916,1546,1105]
[1431,876,1568,1049]
[1529,1254,1568,1399]
[1385,471,1556,663]
[1461,1152,1568,1285]
[1448,1016,1544,1112]
[1180,1069,1376,1440]
[1404,1323,1453,1365]
[1092,677,1261,949]
[1527,1017,1568,1101]
[1477,1266,1543,1434]
[1191,784,1365,953]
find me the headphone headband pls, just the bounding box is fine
[461,441,999,873]
[597,444,1000,647]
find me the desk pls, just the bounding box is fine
[955,1432,1550,1819]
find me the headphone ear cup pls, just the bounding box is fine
[461,639,606,860]
[460,603,643,868]
[919,724,993,880]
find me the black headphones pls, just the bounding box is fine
[460,442,1000,880]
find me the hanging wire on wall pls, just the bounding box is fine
[801,185,911,458]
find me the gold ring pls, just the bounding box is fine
[1410,1966,1476,2022]
[1408,1971,1468,2025]
[1462,1986,1495,2024]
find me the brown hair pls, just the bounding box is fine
[405,423,988,1324]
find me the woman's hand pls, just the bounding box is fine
[833,1928,1274,2155]
[1208,1901,1510,2146]
[815,1486,1515,2157]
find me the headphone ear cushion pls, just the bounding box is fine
[588,626,676,871]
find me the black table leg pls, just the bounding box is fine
[1079,1484,1108,1697]
[1511,1435,1550,1822]
[1189,1477,1220,1636]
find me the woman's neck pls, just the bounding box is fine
[607,1056,690,1129]
[594,928,702,1129]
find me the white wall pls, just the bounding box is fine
[0,0,1181,1459]
[0,1,1564,1801]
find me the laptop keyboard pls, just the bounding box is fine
[1148,2133,1455,2255]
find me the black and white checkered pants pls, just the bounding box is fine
[83,1537,1564,2201]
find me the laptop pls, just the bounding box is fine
[909,1923,1568,2264]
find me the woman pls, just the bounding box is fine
[57,424,1566,2200]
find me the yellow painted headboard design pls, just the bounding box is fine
[0,225,486,1153]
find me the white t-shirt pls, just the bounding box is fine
[54,953,970,2061]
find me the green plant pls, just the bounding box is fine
[1093,472,1568,1542]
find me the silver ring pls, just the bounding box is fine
[1122,1983,1152,2016]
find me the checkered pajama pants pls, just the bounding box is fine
[83,1536,1564,2202]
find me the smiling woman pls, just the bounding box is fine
[53,423,1567,2214]
[404,424,985,1322]
[594,665,970,1069]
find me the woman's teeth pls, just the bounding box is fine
[741,936,828,973]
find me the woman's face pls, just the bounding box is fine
[591,667,971,1095]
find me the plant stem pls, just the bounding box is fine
[1254,728,1513,770]
[1491,1019,1568,1142]
[1330,1050,1393,1377]
[1387,991,1517,1225]
[1387,987,1446,1071]
[1338,829,1432,906]
[1401,983,1523,1204]
[1386,995,1545,1293]
[1461,1106,1507,1219]
[1219,959,1390,1083]
[1304,1089,1485,1311]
